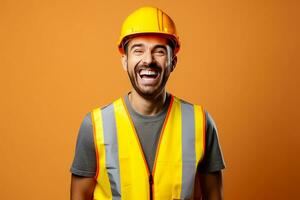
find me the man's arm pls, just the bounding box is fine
[196,111,225,199]
[70,174,96,200]
[199,170,223,200]
[70,113,97,199]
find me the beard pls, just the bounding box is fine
[127,60,170,99]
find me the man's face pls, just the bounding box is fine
[122,35,177,99]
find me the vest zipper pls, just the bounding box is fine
[121,95,174,200]
[149,174,154,200]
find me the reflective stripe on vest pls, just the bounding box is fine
[91,95,205,200]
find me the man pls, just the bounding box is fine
[70,6,225,200]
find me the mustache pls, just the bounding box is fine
[134,60,162,73]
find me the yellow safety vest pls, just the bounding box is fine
[91,95,205,200]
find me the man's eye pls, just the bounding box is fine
[154,50,166,55]
[133,49,143,53]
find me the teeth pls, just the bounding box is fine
[139,69,158,76]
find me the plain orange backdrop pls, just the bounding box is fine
[0,0,299,199]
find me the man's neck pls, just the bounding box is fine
[128,90,167,116]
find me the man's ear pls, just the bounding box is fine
[170,55,177,72]
[121,54,127,71]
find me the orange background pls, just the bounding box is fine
[1,0,299,199]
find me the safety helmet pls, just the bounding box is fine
[118,6,180,54]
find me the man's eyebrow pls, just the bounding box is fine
[153,45,167,51]
[130,43,144,51]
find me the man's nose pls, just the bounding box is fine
[141,51,154,65]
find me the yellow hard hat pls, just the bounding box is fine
[118,6,180,54]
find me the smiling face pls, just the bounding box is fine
[122,35,177,99]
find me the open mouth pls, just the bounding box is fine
[139,69,159,79]
[138,69,160,85]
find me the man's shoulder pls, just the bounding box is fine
[90,96,124,113]
[173,94,204,108]
[172,95,210,123]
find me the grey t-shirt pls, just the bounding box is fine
[70,94,225,177]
